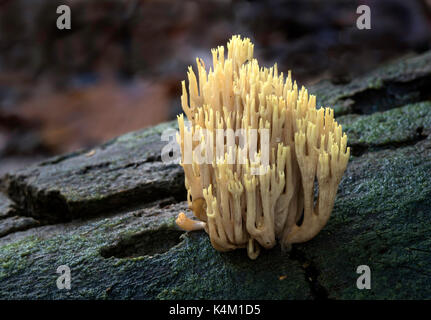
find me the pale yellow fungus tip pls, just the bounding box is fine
[176,212,206,232]
[176,35,350,259]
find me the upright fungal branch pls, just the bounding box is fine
[175,35,350,259]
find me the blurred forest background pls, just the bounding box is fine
[1,0,430,175]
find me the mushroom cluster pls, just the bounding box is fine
[175,35,350,259]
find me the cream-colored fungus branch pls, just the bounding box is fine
[175,35,350,259]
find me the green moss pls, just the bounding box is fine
[368,78,384,89]
[0,203,311,299]
[310,51,431,116]
[115,120,177,145]
[340,101,431,146]
[299,140,431,299]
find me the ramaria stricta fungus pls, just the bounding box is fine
[175,35,350,259]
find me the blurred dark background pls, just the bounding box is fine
[1,0,430,174]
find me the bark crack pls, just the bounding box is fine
[289,246,329,300]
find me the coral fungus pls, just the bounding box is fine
[175,35,350,259]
